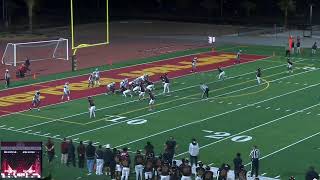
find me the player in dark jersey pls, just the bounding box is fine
[88,73,94,88]
[161,73,170,94]
[153,154,162,179]
[196,161,206,180]
[29,90,41,111]
[170,161,180,180]
[88,96,96,118]
[148,90,155,111]
[217,67,226,80]
[114,151,121,180]
[159,161,170,180]
[238,165,247,180]
[180,159,192,180]
[144,155,154,180]
[120,147,131,180]
[217,164,230,180]
[287,58,293,73]
[134,150,145,180]
[138,83,146,100]
[256,68,262,85]
[203,166,214,180]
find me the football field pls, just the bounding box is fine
[1,45,320,180]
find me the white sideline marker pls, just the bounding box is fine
[274,175,280,178]
[261,173,267,176]
[266,107,271,109]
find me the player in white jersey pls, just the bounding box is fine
[106,82,116,95]
[93,68,100,86]
[88,96,96,118]
[120,78,128,91]
[191,57,197,72]
[29,90,41,111]
[61,82,70,101]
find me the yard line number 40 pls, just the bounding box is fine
[202,130,252,142]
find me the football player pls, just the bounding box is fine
[93,68,100,86]
[132,83,141,94]
[134,150,144,180]
[61,82,70,101]
[88,96,96,118]
[138,83,146,100]
[170,161,180,180]
[114,151,122,180]
[123,86,133,98]
[235,50,241,64]
[161,73,170,94]
[217,67,226,80]
[29,90,41,111]
[203,166,214,180]
[195,161,205,180]
[191,57,197,72]
[256,68,262,85]
[159,161,170,180]
[145,80,155,91]
[148,90,155,111]
[200,83,209,99]
[180,159,192,180]
[106,82,116,95]
[144,154,154,180]
[88,73,94,88]
[287,58,293,73]
[120,78,128,92]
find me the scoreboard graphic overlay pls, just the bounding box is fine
[1,142,42,179]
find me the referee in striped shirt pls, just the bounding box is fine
[249,145,260,177]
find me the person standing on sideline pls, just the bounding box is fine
[134,150,144,180]
[233,153,243,179]
[164,136,178,165]
[305,166,319,180]
[86,141,96,175]
[60,138,68,165]
[4,69,10,88]
[88,96,96,118]
[67,139,76,167]
[200,83,209,99]
[236,50,241,64]
[95,145,104,175]
[296,37,301,54]
[103,144,113,176]
[188,138,199,168]
[77,141,86,168]
[45,138,55,165]
[144,142,154,157]
[312,42,317,55]
[249,145,260,177]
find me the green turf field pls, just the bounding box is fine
[1,44,320,180]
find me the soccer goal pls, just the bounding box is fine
[1,38,69,66]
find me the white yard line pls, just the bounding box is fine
[244,131,320,166]
[175,103,320,157]
[115,82,320,148]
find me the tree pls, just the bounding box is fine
[278,0,296,29]
[242,0,256,17]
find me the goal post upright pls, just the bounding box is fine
[70,0,109,56]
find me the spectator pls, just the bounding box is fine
[154,154,163,179]
[249,145,260,177]
[86,141,96,175]
[233,153,243,179]
[67,139,76,167]
[188,138,199,167]
[4,69,10,88]
[144,153,154,180]
[77,141,86,168]
[164,136,178,164]
[305,166,319,180]
[103,144,113,176]
[109,148,117,179]
[45,138,55,164]
[134,150,144,180]
[144,141,154,157]
[159,160,170,180]
[95,145,104,175]
[60,138,68,165]
[114,150,122,180]
[121,147,131,180]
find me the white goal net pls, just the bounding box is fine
[1,38,69,66]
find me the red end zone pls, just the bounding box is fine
[0,52,269,117]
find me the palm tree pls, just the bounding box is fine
[278,0,296,29]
